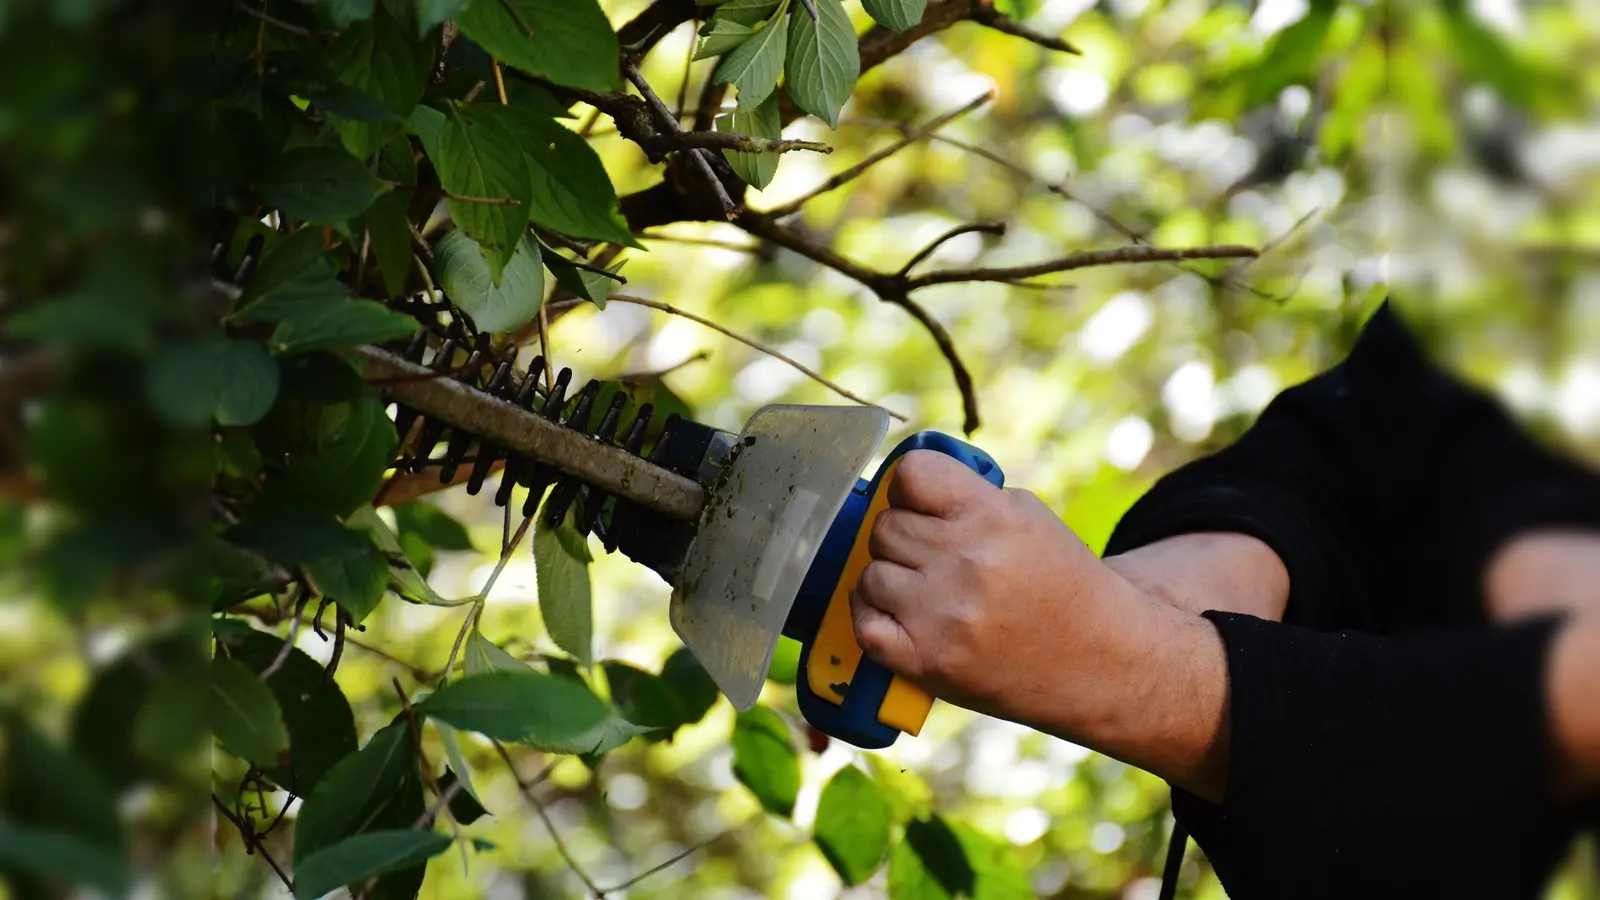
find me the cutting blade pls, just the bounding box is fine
[669,404,890,711]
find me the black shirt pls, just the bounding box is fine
[1103,302,1600,898]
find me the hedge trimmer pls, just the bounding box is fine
[364,327,1005,750]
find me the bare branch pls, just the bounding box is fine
[604,294,907,420]
[624,56,740,219]
[672,131,833,155]
[617,0,699,58]
[970,4,1081,54]
[737,213,976,430]
[897,222,1007,277]
[765,93,993,219]
[236,2,336,41]
[637,231,761,253]
[494,740,605,897]
[212,794,293,890]
[906,244,1260,288]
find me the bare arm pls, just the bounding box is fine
[849,452,1600,806]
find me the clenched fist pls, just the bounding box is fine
[849,450,1180,743]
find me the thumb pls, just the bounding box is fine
[851,590,924,679]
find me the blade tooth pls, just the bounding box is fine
[493,458,522,507]
[542,477,580,528]
[405,338,458,471]
[445,359,515,485]
[571,391,630,537]
[564,379,601,433]
[620,403,653,455]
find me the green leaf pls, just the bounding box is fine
[888,817,1029,900]
[731,706,799,817]
[224,511,371,568]
[463,630,530,677]
[260,146,387,225]
[435,228,544,333]
[544,248,621,308]
[662,647,720,725]
[0,828,130,900]
[5,717,126,854]
[328,7,435,159]
[455,0,621,93]
[408,104,447,160]
[417,0,470,33]
[862,0,924,31]
[306,534,389,623]
[132,664,209,767]
[717,91,783,189]
[713,0,788,109]
[785,0,858,128]
[293,718,418,865]
[270,299,419,355]
[695,17,755,59]
[435,720,486,813]
[439,770,489,824]
[145,338,279,428]
[262,396,398,517]
[365,191,414,298]
[477,105,638,247]
[434,105,532,279]
[211,656,291,768]
[534,518,593,664]
[417,670,612,751]
[708,0,781,27]
[1238,0,1334,109]
[394,502,475,550]
[814,766,892,885]
[293,830,451,900]
[71,628,203,788]
[327,0,376,28]
[602,662,684,736]
[347,506,473,608]
[216,340,281,425]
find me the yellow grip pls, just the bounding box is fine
[805,458,934,737]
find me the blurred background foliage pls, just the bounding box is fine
[1,0,1598,898]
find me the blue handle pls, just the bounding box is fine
[791,431,1004,749]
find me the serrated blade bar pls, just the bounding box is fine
[355,346,705,521]
[670,404,890,711]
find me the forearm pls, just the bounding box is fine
[1549,612,1600,795]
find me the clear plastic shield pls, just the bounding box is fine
[669,405,890,711]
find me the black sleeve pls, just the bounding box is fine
[1174,612,1581,900]
[1101,300,1598,632]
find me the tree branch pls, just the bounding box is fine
[494,740,605,897]
[897,222,1007,277]
[602,294,906,420]
[623,56,739,219]
[905,244,1259,288]
[765,93,993,219]
[970,3,1080,54]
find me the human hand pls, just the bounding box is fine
[849,450,1166,739]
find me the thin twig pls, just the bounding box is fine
[236,2,337,40]
[494,740,605,896]
[212,794,293,890]
[344,634,439,682]
[620,350,710,382]
[597,817,759,895]
[623,56,739,219]
[605,295,906,420]
[441,602,484,684]
[537,302,555,389]
[355,226,372,294]
[259,596,306,680]
[897,222,1007,277]
[906,244,1259,288]
[491,58,510,105]
[765,92,993,218]
[386,183,522,206]
[324,609,347,682]
[970,4,1081,54]
[636,231,761,252]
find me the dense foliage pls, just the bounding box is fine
[0,0,1596,898]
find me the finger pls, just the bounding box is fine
[854,558,921,617]
[867,507,947,568]
[886,450,989,518]
[851,590,923,678]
